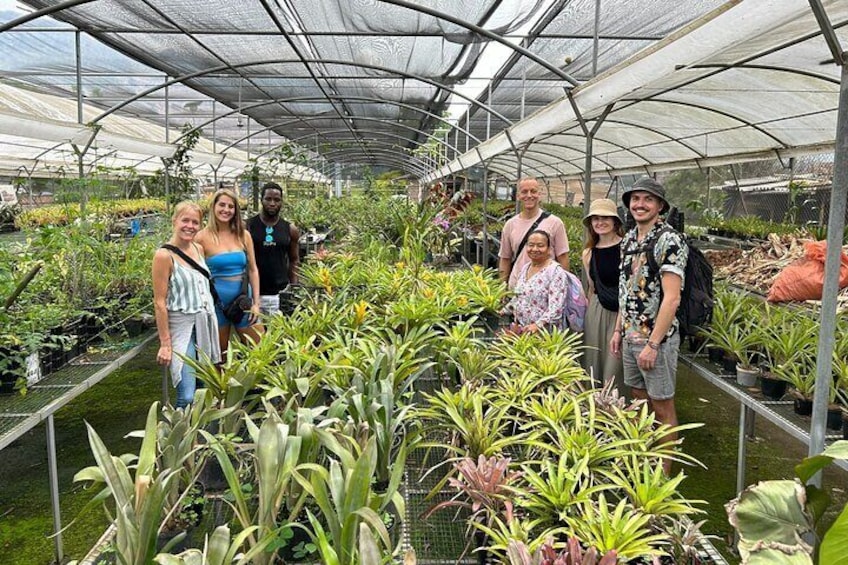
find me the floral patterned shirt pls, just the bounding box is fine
[506,262,568,329]
[619,222,688,342]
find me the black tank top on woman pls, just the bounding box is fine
[590,243,621,312]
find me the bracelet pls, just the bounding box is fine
[647,340,659,351]
[613,329,621,335]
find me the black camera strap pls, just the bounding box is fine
[161,244,222,307]
[511,211,550,266]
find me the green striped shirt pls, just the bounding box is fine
[166,254,214,314]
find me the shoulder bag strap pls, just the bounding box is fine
[511,211,551,266]
[239,239,249,295]
[161,244,222,305]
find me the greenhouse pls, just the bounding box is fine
[1,0,848,564]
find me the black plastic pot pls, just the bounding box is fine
[842,416,848,440]
[124,317,145,337]
[707,347,724,364]
[827,408,843,431]
[0,346,24,395]
[473,530,489,565]
[199,457,228,492]
[722,355,738,374]
[794,397,813,416]
[760,374,787,401]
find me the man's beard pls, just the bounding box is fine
[263,207,280,217]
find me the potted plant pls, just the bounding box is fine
[758,307,817,401]
[721,320,761,387]
[771,362,816,415]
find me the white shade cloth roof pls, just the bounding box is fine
[0,0,845,182]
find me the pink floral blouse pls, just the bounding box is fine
[506,262,568,329]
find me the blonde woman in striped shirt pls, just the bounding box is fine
[153,202,221,408]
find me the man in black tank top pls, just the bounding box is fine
[247,182,300,315]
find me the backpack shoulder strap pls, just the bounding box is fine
[639,224,676,276]
[512,211,551,266]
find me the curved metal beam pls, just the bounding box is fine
[1,0,579,88]
[126,0,330,144]
[533,128,696,166]
[222,115,463,154]
[689,63,841,85]
[626,98,791,149]
[485,149,574,179]
[255,0,371,159]
[324,155,426,177]
[92,58,513,126]
[317,149,429,175]
[0,0,91,32]
[174,94,481,145]
[378,0,578,87]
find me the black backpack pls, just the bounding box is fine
[640,224,714,337]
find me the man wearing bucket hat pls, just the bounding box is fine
[498,178,570,289]
[611,177,688,474]
[581,198,625,393]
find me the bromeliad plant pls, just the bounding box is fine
[295,435,400,565]
[73,403,194,563]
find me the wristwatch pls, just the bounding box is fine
[647,340,659,351]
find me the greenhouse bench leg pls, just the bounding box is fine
[736,404,751,494]
[47,414,64,564]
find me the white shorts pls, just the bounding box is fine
[259,294,280,316]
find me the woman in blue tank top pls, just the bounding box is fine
[196,190,263,354]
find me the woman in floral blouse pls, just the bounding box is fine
[504,230,568,333]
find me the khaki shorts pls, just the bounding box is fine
[622,333,680,400]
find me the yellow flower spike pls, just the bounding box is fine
[395,261,406,270]
[472,264,483,274]
[456,296,468,308]
[422,288,435,300]
[353,301,368,326]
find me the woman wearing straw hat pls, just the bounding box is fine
[581,198,625,393]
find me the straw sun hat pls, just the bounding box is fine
[582,198,622,228]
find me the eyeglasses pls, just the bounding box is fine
[265,226,274,243]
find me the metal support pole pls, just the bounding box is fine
[486,83,492,141]
[736,404,749,494]
[465,111,470,153]
[592,0,601,76]
[47,415,64,563]
[74,30,87,216]
[75,31,83,124]
[568,94,614,217]
[521,68,527,121]
[809,62,848,484]
[476,148,491,267]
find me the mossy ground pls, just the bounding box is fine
[0,341,161,565]
[3,346,848,564]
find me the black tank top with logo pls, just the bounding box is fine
[247,215,291,295]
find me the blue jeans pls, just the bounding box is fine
[175,330,196,409]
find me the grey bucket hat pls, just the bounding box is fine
[622,177,669,213]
